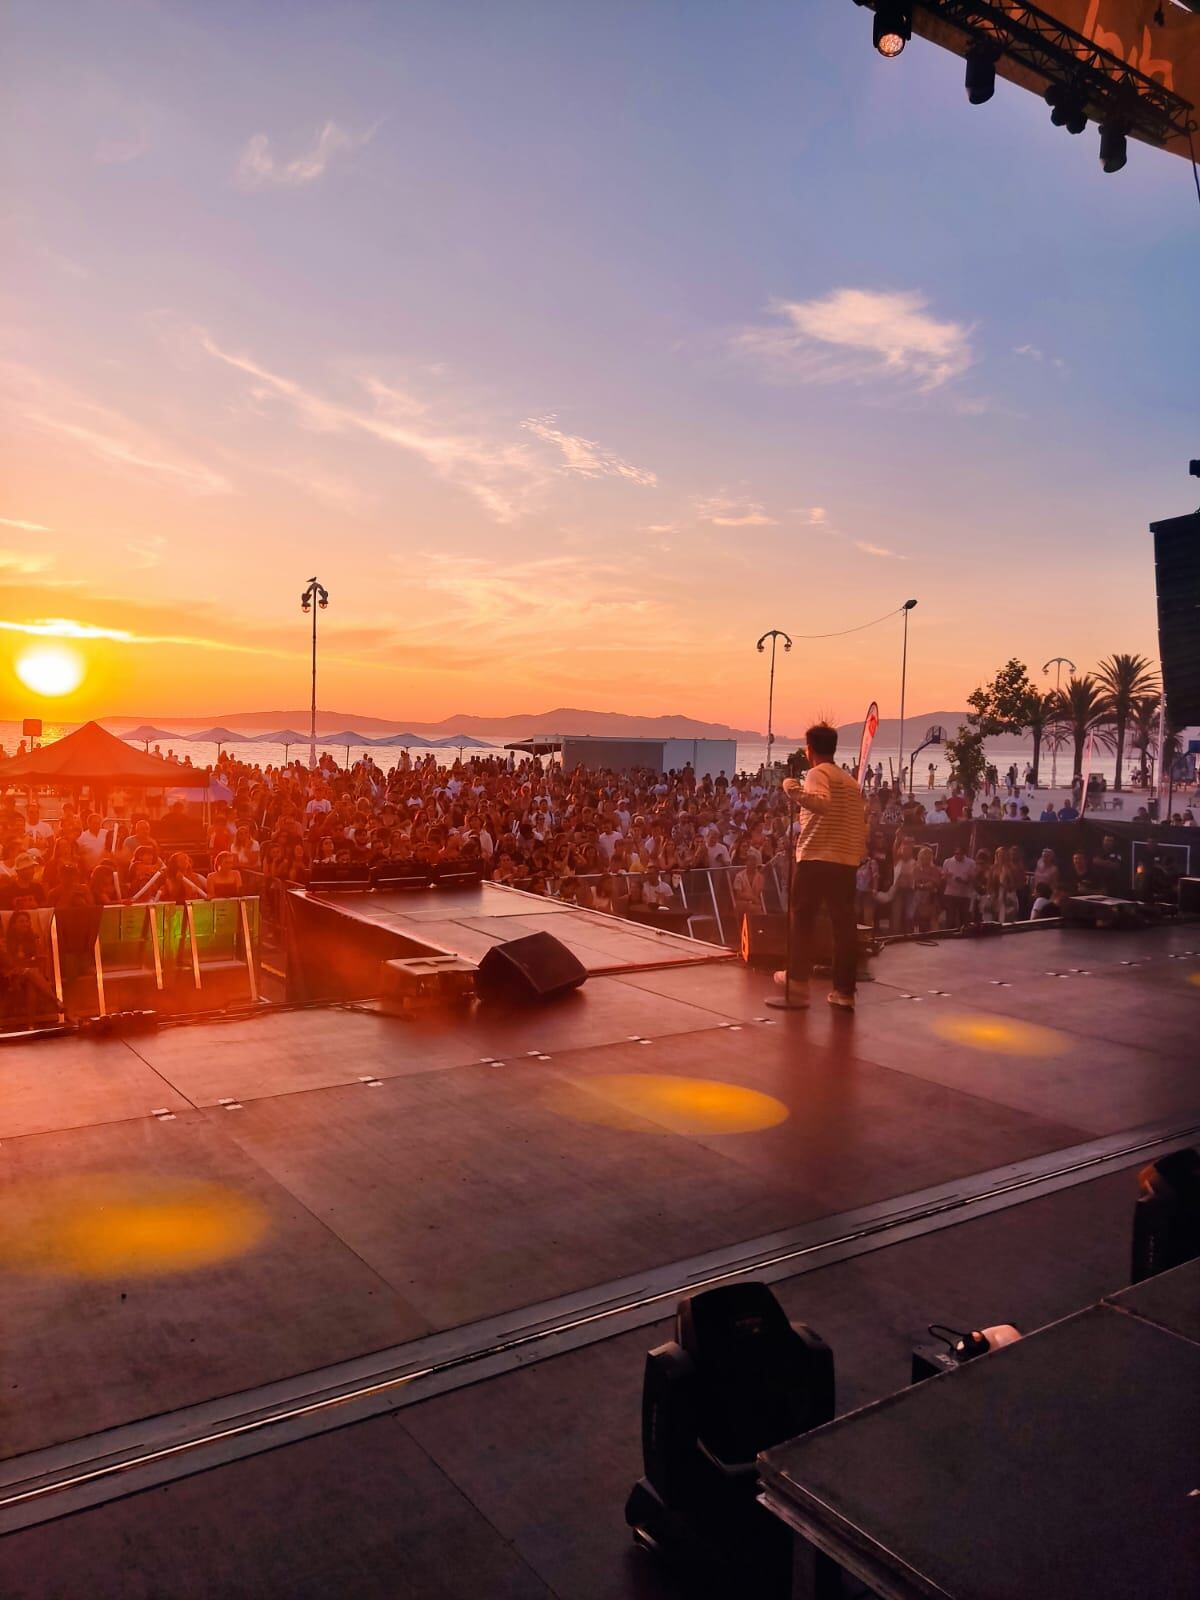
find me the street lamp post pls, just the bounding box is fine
[756,630,792,780]
[898,600,918,794]
[1043,656,1074,793]
[301,577,330,771]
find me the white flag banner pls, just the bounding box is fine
[857,702,880,791]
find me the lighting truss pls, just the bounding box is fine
[865,0,1194,147]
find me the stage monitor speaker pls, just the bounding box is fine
[740,912,787,967]
[1061,894,1147,930]
[310,863,371,891]
[476,930,587,1003]
[1151,511,1200,726]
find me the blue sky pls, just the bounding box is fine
[1,1,1193,723]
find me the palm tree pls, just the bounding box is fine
[1129,693,1161,789]
[1026,690,1057,788]
[1096,653,1159,792]
[1052,674,1113,781]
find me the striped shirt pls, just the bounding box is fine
[790,763,867,867]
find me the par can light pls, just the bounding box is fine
[965,45,998,105]
[1099,121,1128,172]
[873,0,912,57]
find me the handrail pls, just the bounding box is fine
[0,897,262,1031]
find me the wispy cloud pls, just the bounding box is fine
[1,362,231,494]
[737,289,973,391]
[695,495,777,528]
[520,416,657,486]
[0,550,51,574]
[95,129,149,165]
[35,244,89,279]
[0,515,51,533]
[792,506,827,525]
[201,332,543,521]
[234,120,377,190]
[0,615,291,659]
[402,550,697,661]
[201,332,656,523]
[0,617,133,641]
[1014,343,1067,372]
[127,535,167,569]
[262,461,377,514]
[854,540,905,559]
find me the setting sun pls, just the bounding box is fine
[14,644,85,698]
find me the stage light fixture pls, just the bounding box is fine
[625,1283,834,1586]
[1131,1147,1200,1282]
[873,1,911,58]
[964,45,998,105]
[1045,85,1087,134]
[1099,121,1128,172]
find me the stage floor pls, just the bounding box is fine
[0,921,1196,1592]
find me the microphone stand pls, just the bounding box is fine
[766,788,807,1010]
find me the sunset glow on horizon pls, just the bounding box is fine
[1,3,1190,729]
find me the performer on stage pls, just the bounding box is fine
[777,721,867,1011]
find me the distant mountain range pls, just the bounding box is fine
[102,706,1021,746]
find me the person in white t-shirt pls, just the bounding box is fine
[76,813,111,870]
[925,799,950,825]
[705,829,731,868]
[23,804,54,845]
[596,827,623,862]
[941,846,977,929]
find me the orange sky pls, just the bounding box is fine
[2,1,1184,735]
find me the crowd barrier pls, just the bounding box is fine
[0,897,261,1030]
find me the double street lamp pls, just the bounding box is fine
[756,630,792,779]
[301,577,330,771]
[897,599,918,791]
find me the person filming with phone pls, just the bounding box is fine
[777,721,867,1011]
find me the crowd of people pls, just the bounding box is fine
[0,747,1185,943]
[857,836,1134,935]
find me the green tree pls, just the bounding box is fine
[967,658,1050,781]
[1096,653,1159,792]
[1025,690,1058,788]
[967,658,1041,737]
[1053,674,1113,781]
[944,725,987,799]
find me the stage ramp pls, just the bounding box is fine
[284,881,731,1003]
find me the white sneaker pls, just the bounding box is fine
[827,991,856,1011]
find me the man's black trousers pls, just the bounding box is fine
[788,859,858,996]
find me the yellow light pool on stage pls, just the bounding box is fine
[546,1073,789,1136]
[15,643,85,698]
[0,1177,269,1278]
[930,1012,1069,1058]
